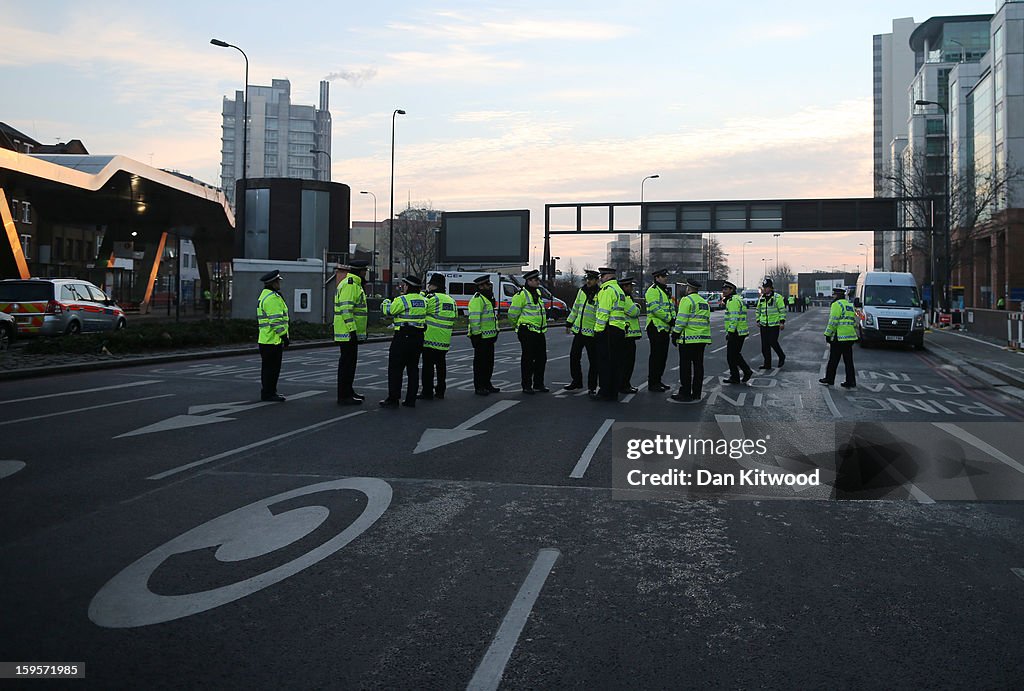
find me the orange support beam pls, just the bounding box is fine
[140,231,167,312]
[0,188,31,279]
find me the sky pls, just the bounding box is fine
[0,0,1004,286]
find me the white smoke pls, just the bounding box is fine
[323,68,378,86]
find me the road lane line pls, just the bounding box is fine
[821,386,842,418]
[621,382,648,403]
[885,465,935,504]
[147,410,367,480]
[715,414,741,423]
[467,548,561,691]
[932,423,1024,475]
[0,394,174,426]
[0,380,162,405]
[1013,568,1024,583]
[570,419,614,479]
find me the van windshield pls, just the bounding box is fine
[864,285,921,307]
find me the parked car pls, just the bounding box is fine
[0,278,127,336]
[707,292,725,311]
[0,310,15,350]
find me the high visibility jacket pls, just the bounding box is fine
[623,296,641,338]
[257,289,289,345]
[644,284,674,332]
[997,297,1006,309]
[756,293,787,327]
[509,289,547,333]
[468,293,498,339]
[383,292,427,329]
[568,288,599,336]
[424,292,457,350]
[673,293,711,345]
[334,274,366,342]
[825,298,858,342]
[724,294,749,336]
[788,295,795,306]
[595,279,626,332]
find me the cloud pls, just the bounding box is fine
[387,11,632,46]
[323,67,378,86]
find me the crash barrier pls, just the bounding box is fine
[962,308,1024,349]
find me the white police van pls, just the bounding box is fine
[429,270,568,320]
[853,272,926,349]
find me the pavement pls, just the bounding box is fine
[2,305,1023,688]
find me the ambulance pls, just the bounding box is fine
[429,271,568,320]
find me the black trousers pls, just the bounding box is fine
[621,338,638,391]
[336,340,358,400]
[647,323,670,387]
[387,329,424,403]
[725,333,752,380]
[678,343,707,399]
[760,325,785,366]
[597,326,626,400]
[421,347,447,396]
[471,336,496,390]
[517,326,547,389]
[824,340,856,385]
[569,333,598,390]
[259,343,283,397]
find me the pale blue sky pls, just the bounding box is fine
[0,0,1003,283]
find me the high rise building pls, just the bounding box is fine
[220,79,332,207]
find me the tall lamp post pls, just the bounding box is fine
[309,148,331,181]
[388,109,406,298]
[640,174,659,294]
[858,242,870,273]
[916,98,949,312]
[360,190,377,293]
[772,233,782,272]
[741,240,753,289]
[762,258,768,282]
[211,38,248,236]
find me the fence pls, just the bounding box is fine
[962,308,1024,349]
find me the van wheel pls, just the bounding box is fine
[116,318,127,331]
[0,325,11,351]
[65,321,82,336]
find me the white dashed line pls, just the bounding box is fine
[570,419,615,479]
[932,423,1024,476]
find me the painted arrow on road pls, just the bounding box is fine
[414,400,520,454]
[116,391,325,438]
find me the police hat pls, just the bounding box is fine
[584,270,600,279]
[598,266,617,275]
[618,275,635,285]
[762,277,774,288]
[348,260,369,271]
[523,269,541,281]
[832,286,847,296]
[428,273,446,288]
[722,280,737,291]
[651,268,669,278]
[473,275,492,286]
[401,275,422,289]
[686,278,701,289]
[260,270,282,284]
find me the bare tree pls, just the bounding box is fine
[392,204,442,280]
[703,236,731,280]
[767,262,795,297]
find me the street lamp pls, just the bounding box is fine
[772,233,782,272]
[741,240,753,289]
[360,190,377,293]
[858,242,870,273]
[211,38,248,233]
[388,108,406,298]
[916,98,950,312]
[640,174,659,294]
[309,148,331,181]
[761,258,768,282]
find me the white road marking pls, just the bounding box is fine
[932,423,1024,475]
[0,460,26,479]
[414,400,520,454]
[147,410,367,480]
[0,394,174,427]
[884,464,935,504]
[0,379,163,405]
[1013,568,1024,583]
[715,414,741,423]
[570,419,615,479]
[467,548,561,691]
[821,386,842,419]
[621,382,648,403]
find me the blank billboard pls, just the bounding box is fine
[439,210,529,264]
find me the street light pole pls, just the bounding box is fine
[742,240,752,289]
[640,174,659,294]
[858,242,870,273]
[772,233,781,272]
[916,99,950,311]
[360,190,377,294]
[388,109,406,298]
[309,148,331,181]
[211,38,248,237]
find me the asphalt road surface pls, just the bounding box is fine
[2,306,1023,689]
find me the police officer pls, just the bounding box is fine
[256,270,289,402]
[564,270,600,392]
[509,269,549,393]
[619,276,642,393]
[334,260,369,405]
[756,278,787,369]
[593,267,626,401]
[820,286,858,388]
[468,275,500,395]
[420,273,457,400]
[379,275,427,408]
[645,268,674,392]
[671,279,710,403]
[721,280,753,385]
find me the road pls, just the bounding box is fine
[2,305,1023,688]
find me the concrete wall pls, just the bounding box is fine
[231,258,333,323]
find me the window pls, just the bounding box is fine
[21,201,31,224]
[66,239,73,261]
[86,285,108,303]
[10,198,18,218]
[19,234,30,259]
[61,284,87,301]
[926,118,945,135]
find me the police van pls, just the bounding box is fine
[852,271,926,349]
[429,271,568,320]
